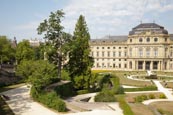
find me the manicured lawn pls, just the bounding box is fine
[125,92,164,103]
[129,103,154,115]
[150,101,173,115]
[0,97,14,115]
[112,71,153,87]
[161,82,173,88]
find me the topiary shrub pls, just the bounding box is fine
[94,90,116,102]
[159,94,166,99]
[149,94,155,99]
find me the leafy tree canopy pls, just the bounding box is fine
[37,10,71,78]
[0,36,15,64]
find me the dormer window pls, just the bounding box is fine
[139,38,143,42]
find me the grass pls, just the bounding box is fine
[112,71,153,87]
[150,101,173,115]
[0,97,14,115]
[0,83,25,93]
[116,95,134,115]
[161,82,173,88]
[125,92,164,103]
[129,103,154,115]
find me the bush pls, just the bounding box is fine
[159,94,166,99]
[77,90,89,95]
[116,86,124,94]
[95,90,116,102]
[134,95,148,102]
[30,87,66,112]
[149,94,155,99]
[54,82,76,97]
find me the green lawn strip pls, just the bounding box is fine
[0,83,25,93]
[116,95,134,115]
[0,97,14,115]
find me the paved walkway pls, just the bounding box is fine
[142,80,173,105]
[2,86,123,115]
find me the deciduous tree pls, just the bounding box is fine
[37,10,70,78]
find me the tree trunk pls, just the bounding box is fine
[57,53,62,79]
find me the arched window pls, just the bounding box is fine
[146,38,150,42]
[154,38,158,42]
[139,38,143,42]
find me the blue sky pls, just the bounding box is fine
[1,0,173,41]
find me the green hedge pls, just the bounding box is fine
[77,90,89,95]
[30,87,66,112]
[94,90,117,102]
[124,86,157,92]
[117,95,134,115]
[54,82,76,97]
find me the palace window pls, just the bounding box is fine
[102,51,104,57]
[154,48,158,57]
[129,48,132,57]
[139,48,143,57]
[113,47,116,49]
[146,38,150,42]
[113,52,116,57]
[130,39,132,42]
[119,52,121,57]
[146,48,150,57]
[107,51,110,57]
[97,51,99,57]
[119,47,121,49]
[113,64,116,68]
[102,47,104,49]
[139,38,143,42]
[124,64,127,68]
[165,38,167,42]
[154,38,158,42]
[124,52,127,57]
[129,61,132,69]
[107,47,110,49]
[97,47,99,49]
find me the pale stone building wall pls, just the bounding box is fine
[90,23,173,71]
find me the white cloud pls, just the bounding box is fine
[61,0,173,38]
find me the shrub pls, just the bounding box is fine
[30,87,66,112]
[77,90,89,95]
[116,86,124,94]
[134,95,148,102]
[141,95,148,100]
[95,90,116,102]
[149,94,155,99]
[134,96,143,102]
[159,94,166,99]
[54,82,76,97]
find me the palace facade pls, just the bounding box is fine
[90,23,173,71]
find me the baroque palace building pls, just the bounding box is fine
[90,23,173,71]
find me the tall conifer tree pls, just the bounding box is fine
[67,15,94,89]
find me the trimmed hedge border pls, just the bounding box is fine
[124,86,157,92]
